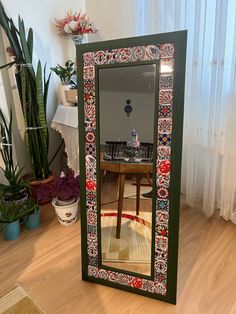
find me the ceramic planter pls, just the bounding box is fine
[58,85,73,106]
[57,197,76,206]
[52,198,79,227]
[25,209,41,229]
[65,89,77,105]
[3,191,28,205]
[3,220,20,240]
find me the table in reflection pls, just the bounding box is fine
[100,160,153,238]
[100,159,153,275]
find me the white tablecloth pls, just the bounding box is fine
[51,105,79,173]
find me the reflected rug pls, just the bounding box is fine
[101,210,152,263]
[0,285,45,314]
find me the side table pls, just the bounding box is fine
[51,105,79,173]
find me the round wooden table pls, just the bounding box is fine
[100,160,153,238]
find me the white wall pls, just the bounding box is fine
[1,0,85,174]
[100,91,155,144]
[85,0,140,41]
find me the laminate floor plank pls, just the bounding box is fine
[0,202,236,313]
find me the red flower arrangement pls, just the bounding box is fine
[55,10,96,36]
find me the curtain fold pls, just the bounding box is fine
[135,0,236,222]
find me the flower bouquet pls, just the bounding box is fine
[55,10,96,40]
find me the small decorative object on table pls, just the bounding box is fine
[125,129,141,162]
[54,9,97,45]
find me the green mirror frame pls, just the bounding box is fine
[77,30,187,304]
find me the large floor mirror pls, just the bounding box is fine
[99,64,156,276]
[78,31,187,304]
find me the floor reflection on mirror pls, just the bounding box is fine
[100,173,152,276]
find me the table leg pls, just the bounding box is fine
[146,173,152,186]
[136,174,141,216]
[116,173,125,239]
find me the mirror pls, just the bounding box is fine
[99,64,156,276]
[78,31,187,304]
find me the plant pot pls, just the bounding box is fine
[65,89,77,105]
[22,174,55,204]
[58,85,73,106]
[57,197,76,206]
[2,220,20,241]
[3,191,28,205]
[52,197,79,227]
[25,209,41,229]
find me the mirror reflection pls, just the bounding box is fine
[99,64,156,276]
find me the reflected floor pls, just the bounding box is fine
[101,178,152,276]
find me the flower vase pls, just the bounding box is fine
[71,34,84,46]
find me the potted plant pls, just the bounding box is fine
[51,171,80,226]
[23,198,40,230]
[0,107,29,203]
[0,3,52,182]
[51,60,76,106]
[0,196,33,240]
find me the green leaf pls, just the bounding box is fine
[43,64,51,110]
[0,107,15,181]
[36,61,49,176]
[0,61,16,70]
[18,16,35,77]
[27,28,33,62]
[9,19,24,62]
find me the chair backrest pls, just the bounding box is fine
[103,141,153,162]
[139,142,153,161]
[104,141,127,160]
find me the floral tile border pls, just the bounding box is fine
[83,43,175,296]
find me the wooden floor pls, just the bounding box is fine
[1,202,236,313]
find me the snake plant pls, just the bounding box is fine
[0,2,51,180]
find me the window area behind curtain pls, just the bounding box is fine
[134,0,236,222]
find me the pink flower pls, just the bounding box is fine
[60,171,66,178]
[55,10,97,36]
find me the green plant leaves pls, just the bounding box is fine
[0,108,13,176]
[0,61,15,70]
[18,16,34,78]
[0,3,51,180]
[51,60,76,84]
[27,27,33,61]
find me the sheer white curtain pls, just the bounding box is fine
[134,0,236,222]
